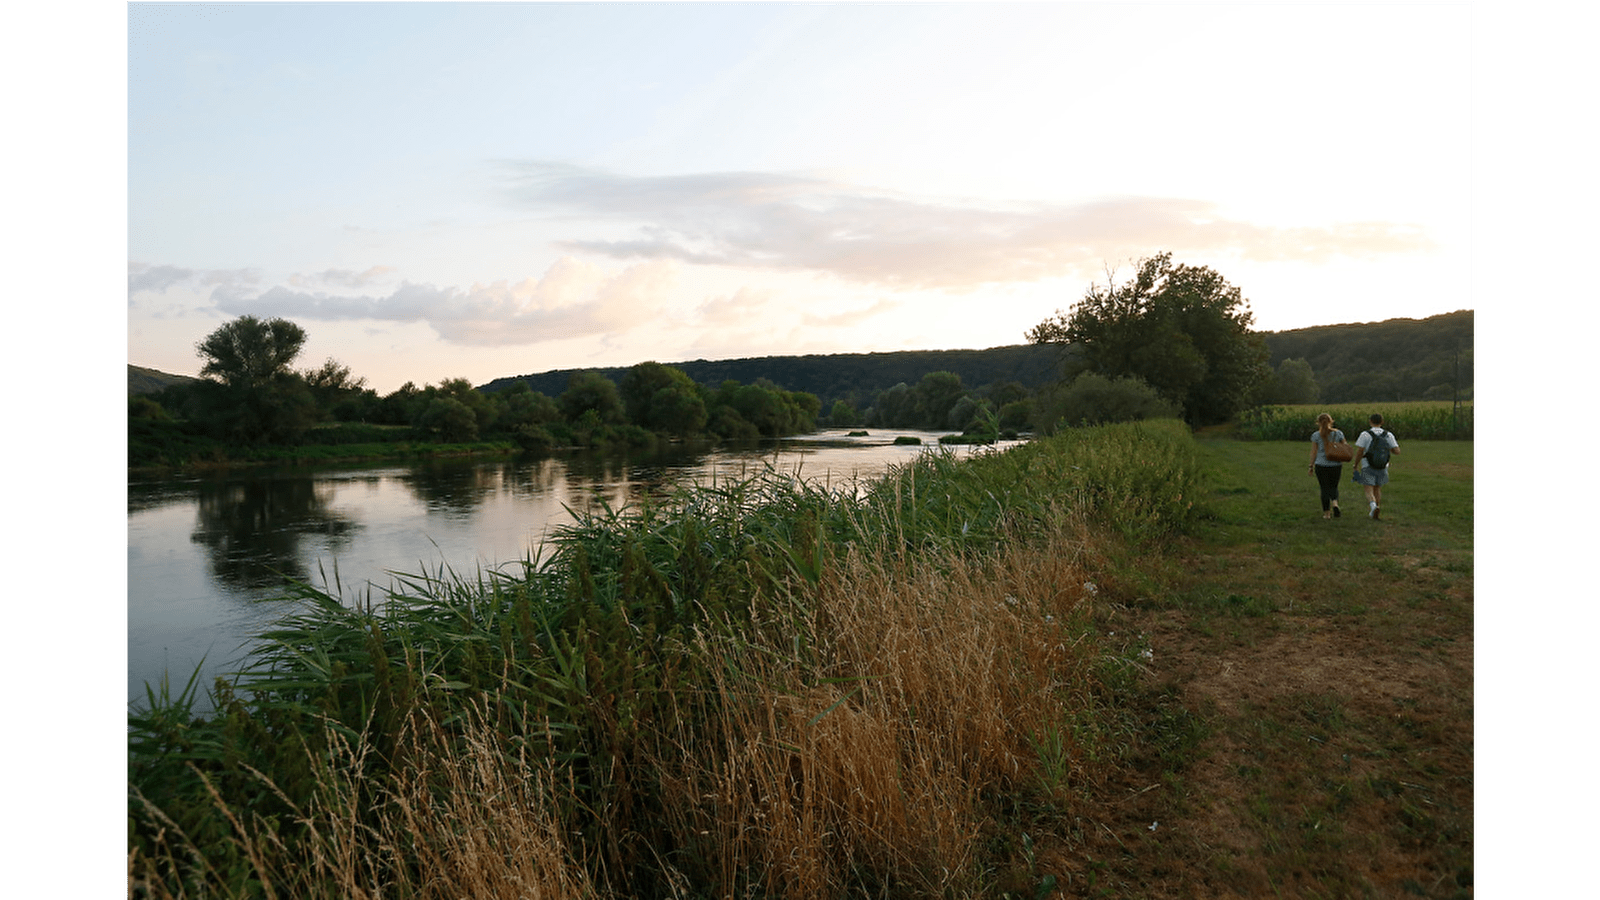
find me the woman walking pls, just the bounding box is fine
[1308,413,1348,519]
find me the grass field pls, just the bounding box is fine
[1057,436,1474,898]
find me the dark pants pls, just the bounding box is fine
[1315,464,1343,510]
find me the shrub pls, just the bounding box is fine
[1034,372,1180,433]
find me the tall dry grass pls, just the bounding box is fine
[131,513,1107,900]
[648,512,1105,898]
[130,701,594,900]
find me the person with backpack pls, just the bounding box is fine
[1352,413,1401,519]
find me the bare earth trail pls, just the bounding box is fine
[1042,438,1473,899]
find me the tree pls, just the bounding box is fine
[914,371,966,429]
[872,383,916,427]
[559,372,624,424]
[418,397,479,443]
[302,357,373,421]
[197,316,309,388]
[192,315,317,442]
[433,377,498,433]
[1028,253,1269,426]
[1263,357,1319,405]
[828,399,861,428]
[493,381,561,432]
[648,384,709,437]
[1034,372,1179,432]
[621,362,708,436]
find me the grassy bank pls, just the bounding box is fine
[129,420,1202,898]
[127,422,1473,898]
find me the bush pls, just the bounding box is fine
[1034,372,1180,433]
[129,395,172,421]
[513,423,556,453]
[998,399,1033,431]
[419,397,480,443]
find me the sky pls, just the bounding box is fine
[124,1,1475,395]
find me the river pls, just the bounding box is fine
[127,429,1002,710]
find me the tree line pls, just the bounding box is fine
[480,343,1064,415]
[131,254,1474,466]
[129,317,830,465]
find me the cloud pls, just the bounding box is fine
[694,286,778,325]
[209,257,681,348]
[129,263,265,311]
[128,263,197,295]
[500,163,1435,290]
[802,299,900,329]
[288,266,398,289]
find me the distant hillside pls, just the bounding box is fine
[129,364,198,395]
[1260,310,1472,404]
[481,344,1071,408]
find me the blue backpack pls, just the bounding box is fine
[1364,428,1392,469]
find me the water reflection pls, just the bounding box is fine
[130,431,983,708]
[189,476,359,591]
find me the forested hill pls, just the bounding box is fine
[480,344,1070,409]
[129,364,197,395]
[1260,309,1472,404]
[129,309,1470,410]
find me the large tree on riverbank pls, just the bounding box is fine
[1028,253,1269,426]
[193,315,317,442]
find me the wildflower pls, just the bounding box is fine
[1083,581,1098,596]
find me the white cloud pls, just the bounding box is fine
[694,286,778,325]
[288,266,398,289]
[802,299,899,329]
[204,256,682,348]
[501,164,1437,290]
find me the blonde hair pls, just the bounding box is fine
[1316,413,1334,444]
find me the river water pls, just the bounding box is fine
[127,430,999,709]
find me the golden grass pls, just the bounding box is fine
[650,511,1105,898]
[131,512,1111,899]
[130,703,594,900]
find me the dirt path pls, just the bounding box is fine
[1043,440,1473,899]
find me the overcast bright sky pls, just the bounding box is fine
[124,1,1474,394]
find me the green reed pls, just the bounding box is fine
[129,420,1205,898]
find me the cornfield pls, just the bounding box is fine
[1235,401,1472,442]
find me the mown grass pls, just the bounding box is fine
[129,420,1202,899]
[1073,436,1473,898]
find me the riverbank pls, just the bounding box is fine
[127,423,1473,898]
[128,417,524,473]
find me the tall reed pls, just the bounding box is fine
[130,421,1202,898]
